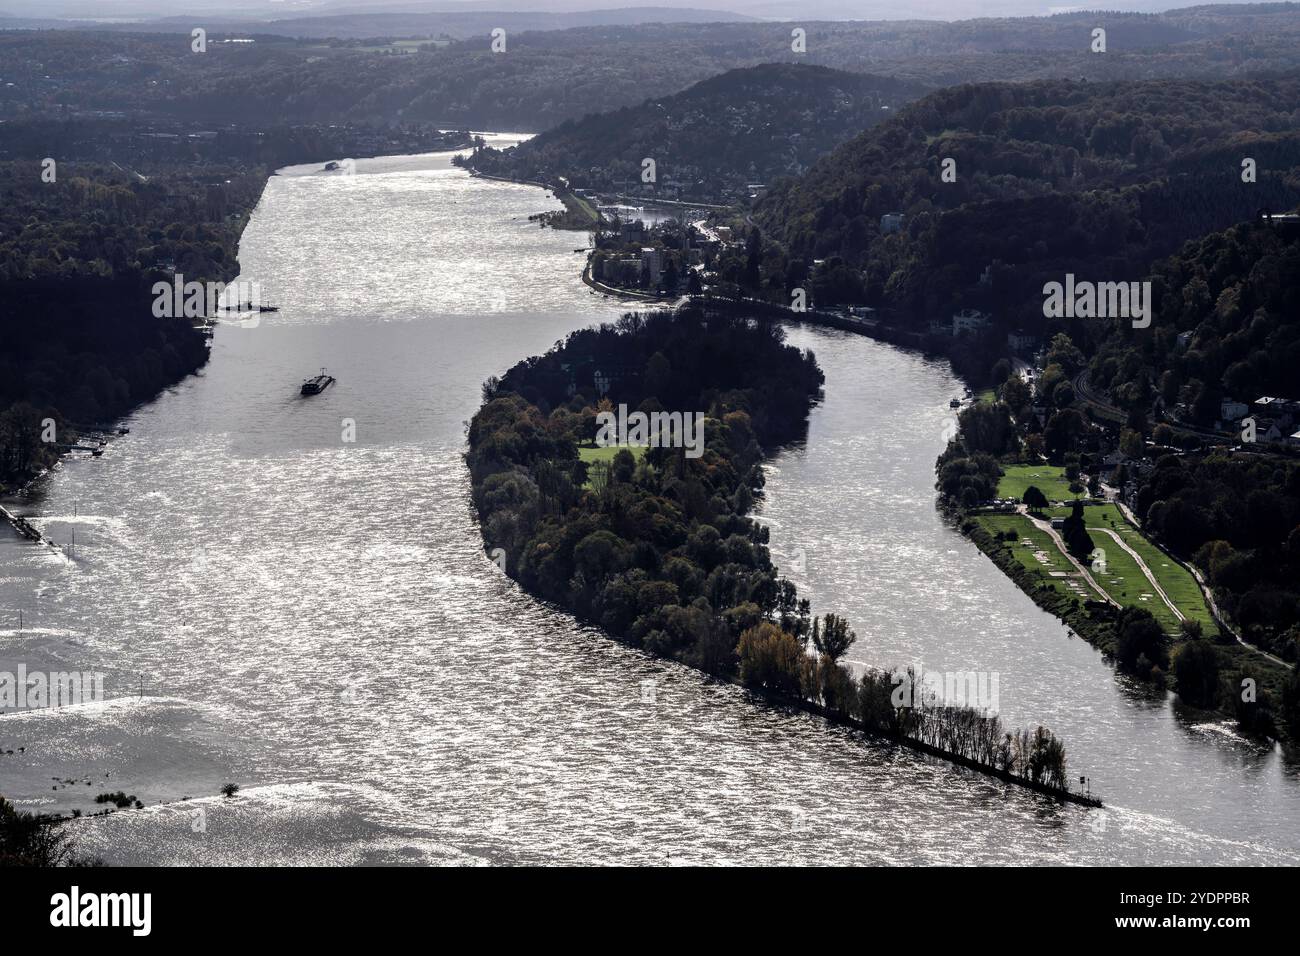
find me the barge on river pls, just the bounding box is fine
[301,369,336,396]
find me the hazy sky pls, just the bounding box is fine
[0,0,1217,21]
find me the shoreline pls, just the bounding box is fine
[468,303,1101,808]
[955,501,1290,750]
[486,575,1102,806]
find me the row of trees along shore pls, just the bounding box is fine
[467,305,1074,795]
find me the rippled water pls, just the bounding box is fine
[2,143,1297,865]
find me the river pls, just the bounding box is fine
[1,140,1297,865]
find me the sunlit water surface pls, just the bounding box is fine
[2,141,1297,865]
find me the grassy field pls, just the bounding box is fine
[976,387,997,405]
[1045,502,1217,632]
[578,443,647,486]
[577,443,648,466]
[996,464,1082,502]
[557,189,601,227]
[973,513,1103,604]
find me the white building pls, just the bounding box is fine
[640,247,661,285]
[1221,400,1249,422]
[1007,330,1038,352]
[952,309,990,336]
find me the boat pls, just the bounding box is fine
[301,369,336,396]
[217,302,279,313]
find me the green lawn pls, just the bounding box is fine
[577,443,648,466]
[558,189,600,226]
[577,443,648,487]
[996,464,1082,503]
[1045,502,1216,633]
[974,513,1103,604]
[1077,504,1217,632]
[976,388,997,405]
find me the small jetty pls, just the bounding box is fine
[301,368,336,396]
[1,505,44,543]
[0,504,65,556]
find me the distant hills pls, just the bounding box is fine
[4,6,1300,129]
[14,8,760,41]
[465,64,926,203]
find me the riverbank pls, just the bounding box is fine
[467,303,1099,808]
[464,168,599,230]
[956,499,1293,747]
[713,658,1101,807]
[581,260,679,302]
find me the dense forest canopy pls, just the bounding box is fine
[465,64,925,203]
[1092,218,1300,424]
[0,156,255,483]
[753,74,1300,339]
[469,307,825,645]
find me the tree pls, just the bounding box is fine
[812,613,857,663]
[573,530,629,583]
[1044,408,1085,457]
[1023,485,1049,511]
[1115,607,1167,674]
[1045,333,1085,374]
[957,402,1018,456]
[736,622,803,696]
[1173,639,1220,708]
[1060,499,1095,562]
[0,796,103,866]
[1120,428,1145,459]
[221,783,240,799]
[1000,375,1030,413]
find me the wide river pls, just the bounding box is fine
[2,140,1297,865]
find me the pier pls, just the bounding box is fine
[0,503,64,554]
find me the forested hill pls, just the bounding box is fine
[1094,218,1300,430]
[6,6,1300,130]
[752,74,1300,331]
[464,64,925,204]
